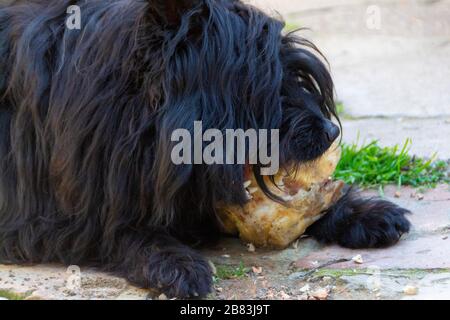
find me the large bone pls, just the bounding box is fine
[218,144,345,249]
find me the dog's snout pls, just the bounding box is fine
[324,120,340,143]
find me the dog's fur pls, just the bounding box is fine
[0,0,410,298]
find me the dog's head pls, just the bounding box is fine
[148,0,340,226]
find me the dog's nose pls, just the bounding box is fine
[324,120,340,143]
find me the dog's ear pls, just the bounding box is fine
[151,0,201,26]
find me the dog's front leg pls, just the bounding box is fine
[306,187,411,248]
[107,230,213,298]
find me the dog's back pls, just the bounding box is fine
[0,0,160,264]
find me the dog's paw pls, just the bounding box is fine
[145,246,213,298]
[338,199,411,249]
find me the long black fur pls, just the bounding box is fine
[0,0,410,298]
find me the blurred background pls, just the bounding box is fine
[250,0,450,159]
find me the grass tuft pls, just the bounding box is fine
[0,290,27,300]
[336,101,345,115]
[214,262,249,281]
[283,21,301,33]
[334,139,448,188]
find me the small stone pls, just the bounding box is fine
[300,284,310,293]
[352,254,364,264]
[247,243,256,252]
[311,288,329,300]
[158,293,168,300]
[292,240,299,249]
[221,254,230,258]
[394,191,401,198]
[416,193,424,200]
[403,285,418,295]
[216,287,223,293]
[442,236,448,240]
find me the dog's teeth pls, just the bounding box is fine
[248,187,258,194]
[243,180,252,188]
[282,195,293,201]
[245,191,253,200]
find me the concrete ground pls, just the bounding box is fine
[0,0,449,300]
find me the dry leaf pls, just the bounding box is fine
[252,266,263,274]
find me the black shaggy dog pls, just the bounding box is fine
[0,0,410,298]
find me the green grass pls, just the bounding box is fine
[283,21,301,33]
[336,101,345,115]
[214,262,249,281]
[334,139,448,188]
[0,290,27,300]
[309,268,450,279]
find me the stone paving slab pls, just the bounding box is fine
[291,184,450,270]
[293,233,450,270]
[252,0,450,118]
[403,273,450,300]
[0,264,150,300]
[341,118,450,159]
